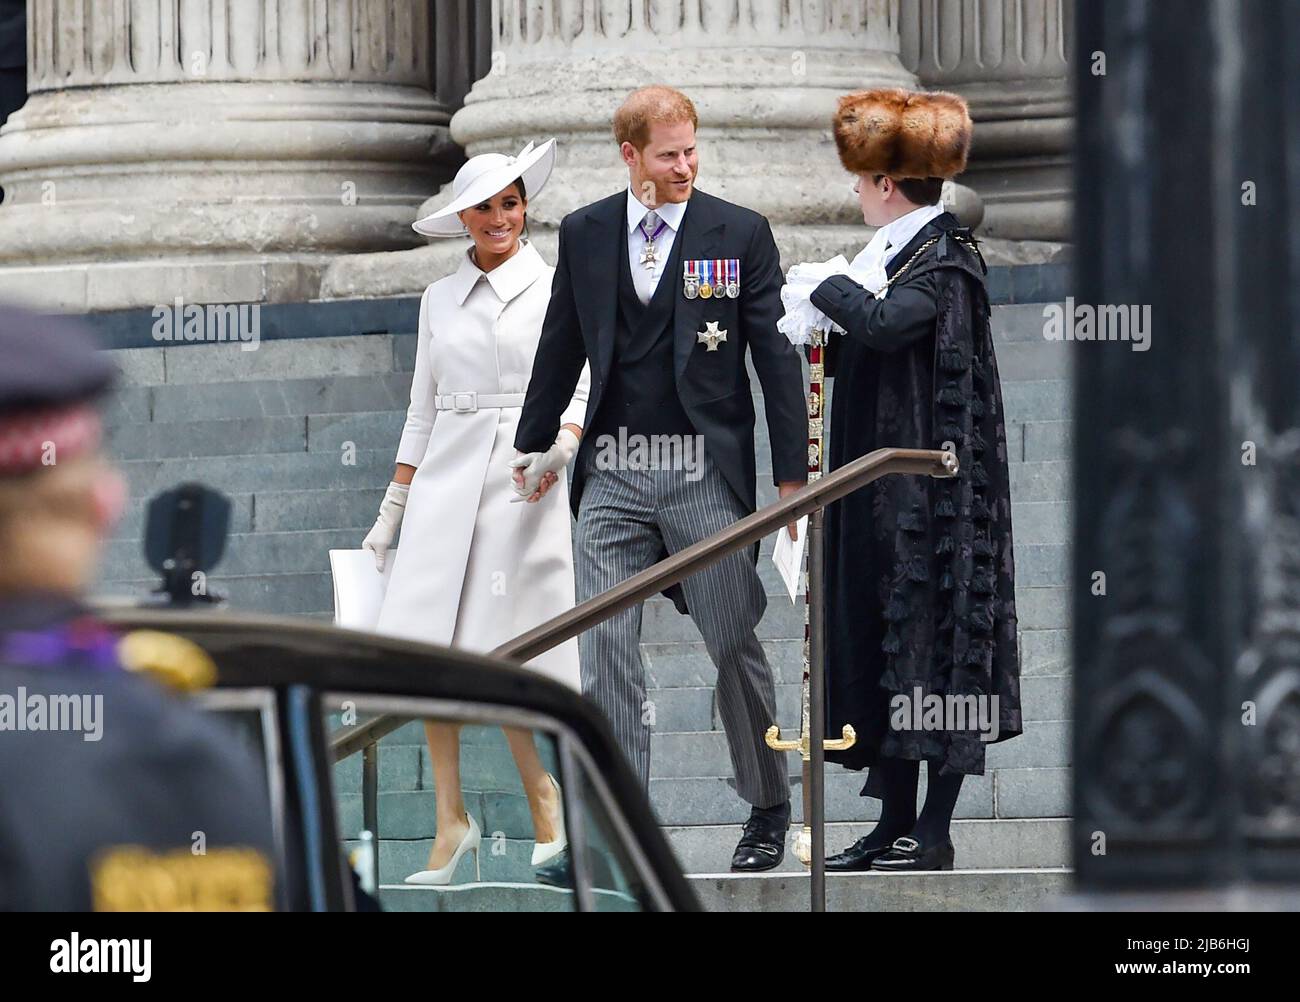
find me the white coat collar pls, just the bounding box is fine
[449,239,547,306]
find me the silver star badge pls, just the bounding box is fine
[697,320,728,351]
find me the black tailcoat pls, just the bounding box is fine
[516,188,808,611]
[809,212,1022,782]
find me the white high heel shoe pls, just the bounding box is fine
[405,813,482,885]
[531,774,569,868]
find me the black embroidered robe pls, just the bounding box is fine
[808,211,1022,787]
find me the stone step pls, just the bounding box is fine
[113,448,396,498]
[987,339,1073,381]
[1020,628,1071,676]
[377,882,639,912]
[109,334,404,387]
[643,672,1068,736]
[641,630,1070,692]
[105,301,1053,387]
[108,428,1068,504]
[330,719,1070,821]
[340,816,1069,892]
[1013,419,1073,464]
[647,767,1072,826]
[103,527,364,580]
[345,838,643,901]
[331,708,1064,802]
[645,719,1068,782]
[665,817,1069,873]
[345,836,554,887]
[688,867,1071,912]
[110,482,1069,545]
[1010,499,1070,544]
[91,572,335,616]
[105,415,309,461]
[93,568,1072,642]
[107,487,389,540]
[103,412,410,463]
[998,380,1072,424]
[147,372,414,424]
[1016,586,1069,631]
[991,302,1062,342]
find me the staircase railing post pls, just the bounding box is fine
[362,741,379,892]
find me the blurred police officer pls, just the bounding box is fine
[0,303,277,911]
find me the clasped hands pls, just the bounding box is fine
[509,427,580,503]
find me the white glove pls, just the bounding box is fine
[509,428,580,499]
[362,481,409,571]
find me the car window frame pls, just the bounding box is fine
[188,685,290,909]
[322,692,673,913]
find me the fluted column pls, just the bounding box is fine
[0,0,465,310]
[324,0,987,298]
[899,0,1073,243]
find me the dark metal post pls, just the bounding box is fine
[808,506,827,911]
[362,742,380,892]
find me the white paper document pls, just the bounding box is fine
[771,516,809,604]
[329,548,396,631]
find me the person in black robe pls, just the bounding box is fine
[807,89,1022,871]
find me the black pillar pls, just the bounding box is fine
[1073,0,1300,889]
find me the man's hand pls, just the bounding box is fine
[777,480,805,540]
[510,464,558,503]
[509,428,581,503]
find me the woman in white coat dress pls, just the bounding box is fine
[361,139,591,885]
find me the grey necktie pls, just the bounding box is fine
[634,210,663,305]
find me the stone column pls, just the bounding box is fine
[899,0,1073,245]
[324,0,986,298]
[0,0,463,311]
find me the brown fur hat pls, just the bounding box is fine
[831,88,972,180]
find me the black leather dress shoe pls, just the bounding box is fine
[533,848,620,890]
[533,848,573,888]
[824,835,898,872]
[730,802,790,872]
[870,835,955,872]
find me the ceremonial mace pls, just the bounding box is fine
[765,325,856,913]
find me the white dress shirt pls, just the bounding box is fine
[626,185,689,304]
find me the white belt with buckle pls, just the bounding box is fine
[432,391,527,413]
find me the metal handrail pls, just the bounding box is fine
[330,446,957,762]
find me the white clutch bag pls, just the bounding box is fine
[328,549,396,630]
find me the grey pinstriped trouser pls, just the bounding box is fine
[573,448,790,809]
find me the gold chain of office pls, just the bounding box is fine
[880,231,980,294]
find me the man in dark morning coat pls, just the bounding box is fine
[512,86,808,871]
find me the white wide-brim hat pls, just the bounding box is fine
[412,138,557,238]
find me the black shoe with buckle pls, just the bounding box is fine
[825,834,900,872]
[730,802,790,872]
[870,834,955,872]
